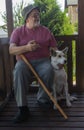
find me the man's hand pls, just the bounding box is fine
[26,40,40,51]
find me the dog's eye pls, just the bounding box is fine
[58,55,61,58]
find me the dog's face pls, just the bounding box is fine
[50,47,68,70]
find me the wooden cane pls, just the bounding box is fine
[20,54,68,119]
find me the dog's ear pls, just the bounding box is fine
[50,48,57,56]
[62,47,68,54]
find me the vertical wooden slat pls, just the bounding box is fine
[75,38,80,92]
[3,44,12,96]
[77,0,84,92]
[67,41,73,92]
[0,44,6,99]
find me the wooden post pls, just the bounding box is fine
[5,0,14,94]
[5,0,14,68]
[77,0,84,92]
[5,0,14,37]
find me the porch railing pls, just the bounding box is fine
[56,35,78,93]
[0,35,79,105]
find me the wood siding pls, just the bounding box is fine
[68,5,78,24]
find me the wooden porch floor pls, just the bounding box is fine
[0,93,84,130]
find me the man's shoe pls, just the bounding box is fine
[13,106,30,123]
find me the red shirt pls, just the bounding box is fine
[10,25,57,61]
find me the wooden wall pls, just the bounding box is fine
[0,38,12,99]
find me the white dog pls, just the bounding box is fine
[50,47,77,109]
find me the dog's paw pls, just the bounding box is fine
[66,101,72,107]
[70,96,77,101]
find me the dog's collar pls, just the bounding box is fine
[53,68,63,71]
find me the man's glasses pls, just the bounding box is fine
[29,13,40,18]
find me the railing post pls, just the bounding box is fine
[5,0,14,37]
[5,0,14,95]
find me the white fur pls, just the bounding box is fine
[50,47,77,109]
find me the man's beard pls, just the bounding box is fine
[34,20,40,27]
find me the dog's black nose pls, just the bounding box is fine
[64,60,67,64]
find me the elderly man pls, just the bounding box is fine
[9,4,57,123]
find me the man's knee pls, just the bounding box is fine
[14,60,28,75]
